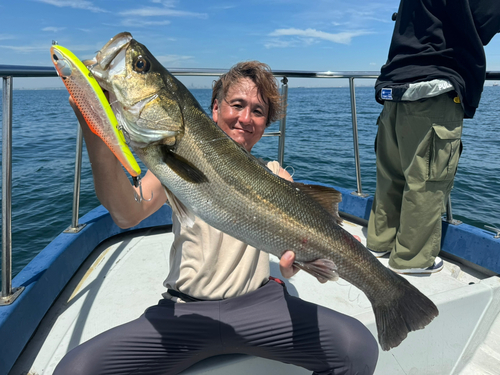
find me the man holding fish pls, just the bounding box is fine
[54,60,378,374]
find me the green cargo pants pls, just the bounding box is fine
[367,93,463,269]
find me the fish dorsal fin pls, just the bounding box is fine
[164,186,196,228]
[161,146,208,183]
[293,182,343,225]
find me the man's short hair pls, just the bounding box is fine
[210,61,283,127]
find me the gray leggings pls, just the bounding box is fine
[54,279,378,375]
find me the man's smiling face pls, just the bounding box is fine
[212,77,269,152]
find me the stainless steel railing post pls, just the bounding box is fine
[1,76,24,305]
[1,77,13,298]
[64,121,86,233]
[278,77,289,166]
[445,195,462,225]
[348,77,367,197]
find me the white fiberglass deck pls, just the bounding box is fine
[12,221,500,375]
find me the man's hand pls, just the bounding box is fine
[279,250,300,279]
[279,251,330,284]
[279,236,363,283]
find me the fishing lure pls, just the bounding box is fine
[50,44,142,180]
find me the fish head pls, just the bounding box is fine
[90,32,183,148]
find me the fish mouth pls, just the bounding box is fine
[87,32,133,86]
[89,32,180,148]
[96,32,133,70]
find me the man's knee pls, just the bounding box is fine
[53,339,107,375]
[317,312,379,375]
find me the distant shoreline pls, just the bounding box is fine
[1,84,499,91]
[6,85,371,91]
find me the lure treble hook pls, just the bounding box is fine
[133,176,153,203]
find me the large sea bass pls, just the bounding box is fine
[87,32,438,351]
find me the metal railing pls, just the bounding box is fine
[2,64,500,304]
[1,77,24,305]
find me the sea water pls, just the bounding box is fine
[1,86,499,280]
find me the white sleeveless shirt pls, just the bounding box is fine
[163,161,281,300]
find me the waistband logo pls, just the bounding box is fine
[381,88,393,100]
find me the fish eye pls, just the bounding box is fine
[134,56,150,74]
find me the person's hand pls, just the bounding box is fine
[68,95,78,112]
[69,95,89,132]
[280,250,331,284]
[279,250,300,279]
[279,238,364,283]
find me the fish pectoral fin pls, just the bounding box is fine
[161,146,208,184]
[293,259,339,282]
[292,182,343,224]
[164,186,196,228]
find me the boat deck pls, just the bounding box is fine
[11,220,500,375]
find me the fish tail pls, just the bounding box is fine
[370,272,439,351]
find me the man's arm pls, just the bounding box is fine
[70,97,167,228]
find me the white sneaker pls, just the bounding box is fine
[368,249,390,258]
[389,257,444,275]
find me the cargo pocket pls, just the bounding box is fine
[428,122,462,181]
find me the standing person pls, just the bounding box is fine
[367,0,500,274]
[54,61,378,375]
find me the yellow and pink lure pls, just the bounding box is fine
[50,44,141,178]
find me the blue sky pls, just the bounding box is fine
[2,0,500,88]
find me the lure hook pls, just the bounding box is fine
[133,176,153,203]
[86,62,99,78]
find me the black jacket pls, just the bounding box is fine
[376,0,500,118]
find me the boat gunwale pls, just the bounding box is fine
[0,204,172,375]
[2,182,500,374]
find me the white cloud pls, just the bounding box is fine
[344,8,394,24]
[306,3,395,26]
[121,19,171,27]
[119,7,207,18]
[0,45,49,53]
[264,40,297,49]
[42,27,66,32]
[210,4,237,10]
[269,28,372,45]
[0,34,15,41]
[157,54,193,66]
[0,43,96,54]
[35,0,107,13]
[151,0,176,5]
